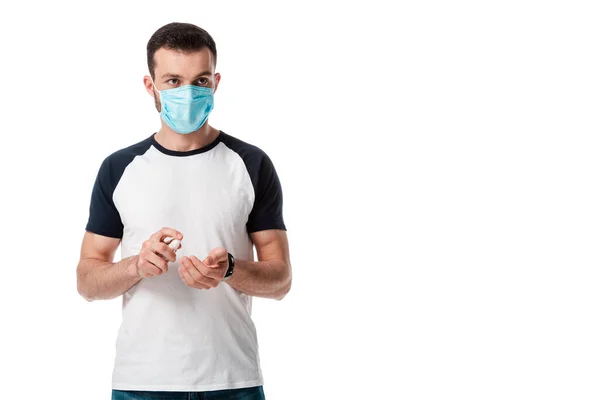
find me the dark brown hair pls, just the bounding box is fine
[147,22,217,78]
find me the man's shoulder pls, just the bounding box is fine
[219,131,282,186]
[106,135,154,162]
[219,131,268,160]
[98,135,154,174]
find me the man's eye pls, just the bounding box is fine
[197,78,208,85]
[167,79,178,85]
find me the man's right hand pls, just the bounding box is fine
[129,227,183,278]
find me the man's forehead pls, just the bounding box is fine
[154,47,214,74]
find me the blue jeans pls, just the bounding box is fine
[112,386,265,400]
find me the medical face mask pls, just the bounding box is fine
[152,81,215,134]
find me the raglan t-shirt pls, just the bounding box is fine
[85,131,286,391]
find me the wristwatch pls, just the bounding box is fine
[223,252,235,281]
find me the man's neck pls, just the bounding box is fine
[154,124,219,152]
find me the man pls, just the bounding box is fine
[77,22,291,400]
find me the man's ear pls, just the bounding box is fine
[143,75,156,97]
[213,72,222,93]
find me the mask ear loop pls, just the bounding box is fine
[151,78,162,100]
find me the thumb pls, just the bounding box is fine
[205,248,227,267]
[204,256,217,267]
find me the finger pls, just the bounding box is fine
[181,256,209,283]
[178,263,194,286]
[204,255,216,267]
[177,264,189,284]
[150,227,183,243]
[143,250,168,273]
[179,263,210,289]
[150,242,177,262]
[203,255,226,269]
[207,248,228,265]
[137,259,158,278]
[139,270,154,278]
[184,256,220,287]
[139,258,163,276]
[190,255,223,282]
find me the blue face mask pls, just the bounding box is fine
[153,82,215,134]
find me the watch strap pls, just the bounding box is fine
[223,252,235,281]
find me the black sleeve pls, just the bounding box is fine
[85,156,124,239]
[246,154,287,233]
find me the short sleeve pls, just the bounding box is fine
[246,154,286,233]
[85,157,124,239]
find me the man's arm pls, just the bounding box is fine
[177,150,290,299]
[178,229,292,300]
[77,228,182,301]
[226,229,292,300]
[76,232,140,301]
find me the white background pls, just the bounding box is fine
[0,1,599,399]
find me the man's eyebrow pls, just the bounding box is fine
[160,73,183,79]
[159,72,212,80]
[194,71,213,78]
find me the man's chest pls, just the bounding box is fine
[113,159,255,236]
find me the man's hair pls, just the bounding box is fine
[147,22,217,79]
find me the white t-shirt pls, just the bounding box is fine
[85,131,286,391]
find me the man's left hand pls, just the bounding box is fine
[178,247,229,289]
